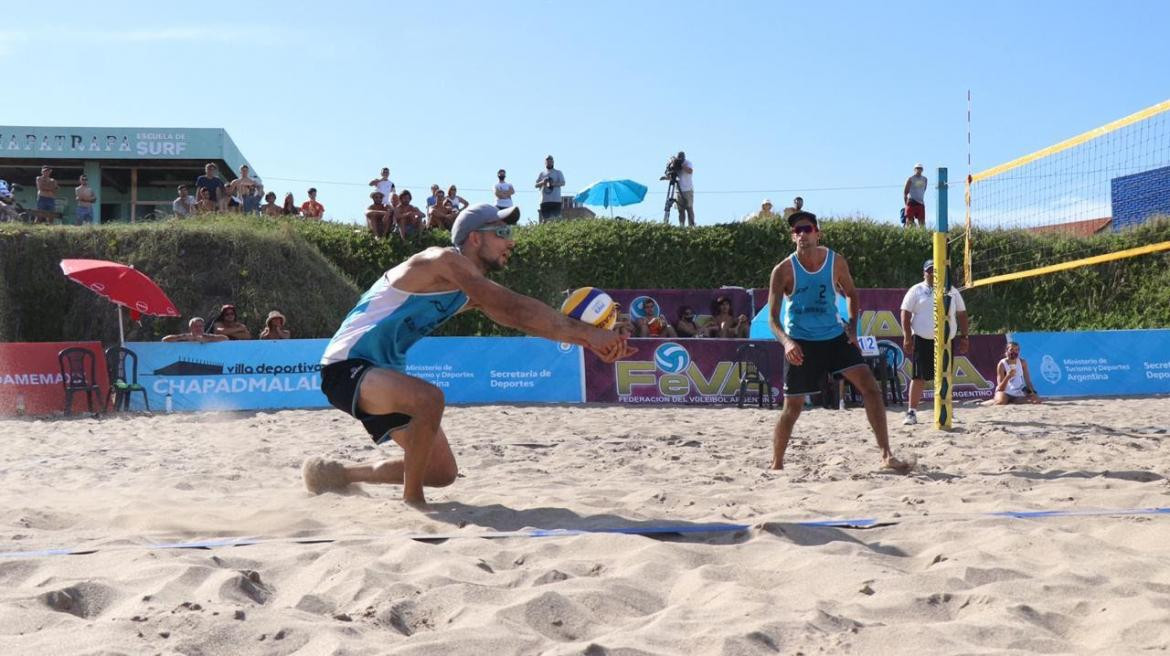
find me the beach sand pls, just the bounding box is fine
[1,398,1169,655]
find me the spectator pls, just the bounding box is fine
[446,185,469,213]
[260,310,291,340]
[707,295,749,338]
[428,189,457,230]
[261,191,282,217]
[904,164,927,228]
[196,163,226,212]
[674,305,703,337]
[282,192,300,216]
[228,164,260,214]
[369,167,396,204]
[0,178,16,222]
[494,169,515,209]
[746,198,778,222]
[983,341,1041,405]
[301,188,325,219]
[366,191,391,238]
[425,184,441,210]
[173,185,196,218]
[210,304,252,340]
[36,165,58,218]
[782,196,804,220]
[162,317,228,343]
[634,297,678,338]
[535,155,566,222]
[393,189,425,240]
[194,187,216,214]
[75,174,96,225]
[900,259,969,425]
[674,152,695,227]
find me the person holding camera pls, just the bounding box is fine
[535,155,565,222]
[673,152,695,226]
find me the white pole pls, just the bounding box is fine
[118,305,125,346]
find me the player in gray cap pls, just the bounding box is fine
[306,203,634,508]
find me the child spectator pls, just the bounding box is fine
[260,310,291,339]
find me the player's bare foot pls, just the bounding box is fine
[302,457,350,495]
[769,461,783,470]
[882,455,912,473]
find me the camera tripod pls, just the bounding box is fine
[662,174,679,224]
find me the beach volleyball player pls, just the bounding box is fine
[767,211,910,472]
[305,204,635,507]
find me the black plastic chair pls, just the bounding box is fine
[105,346,149,412]
[58,346,102,416]
[872,343,904,406]
[734,343,775,409]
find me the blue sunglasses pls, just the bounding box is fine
[475,225,514,239]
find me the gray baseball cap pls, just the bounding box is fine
[452,203,520,246]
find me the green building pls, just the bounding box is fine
[0,126,255,224]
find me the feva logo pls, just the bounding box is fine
[615,342,743,397]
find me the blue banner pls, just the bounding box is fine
[1012,330,1170,397]
[127,337,583,412]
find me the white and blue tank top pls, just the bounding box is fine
[783,248,846,341]
[321,272,468,371]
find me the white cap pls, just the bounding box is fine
[763,198,772,205]
[914,163,924,169]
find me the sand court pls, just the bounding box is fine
[1,399,1169,654]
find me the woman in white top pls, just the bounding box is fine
[984,341,1041,405]
[446,185,469,213]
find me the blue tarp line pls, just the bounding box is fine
[2,507,1167,560]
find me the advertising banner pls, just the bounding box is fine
[1012,330,1170,397]
[0,342,109,416]
[129,337,584,412]
[0,127,232,161]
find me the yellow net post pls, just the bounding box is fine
[933,167,953,430]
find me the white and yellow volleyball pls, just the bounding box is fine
[560,287,618,330]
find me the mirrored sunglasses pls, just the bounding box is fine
[475,225,514,239]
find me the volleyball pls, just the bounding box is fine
[561,287,618,330]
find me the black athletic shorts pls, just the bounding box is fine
[911,336,957,381]
[783,333,866,397]
[320,358,412,445]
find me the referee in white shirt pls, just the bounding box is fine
[899,259,969,425]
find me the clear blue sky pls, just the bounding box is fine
[4,1,1168,226]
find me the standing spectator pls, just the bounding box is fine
[369,167,396,205]
[75,174,96,225]
[282,193,300,216]
[393,189,425,240]
[428,189,457,230]
[194,187,216,214]
[36,165,58,218]
[446,185,469,213]
[366,191,391,238]
[261,191,282,217]
[301,188,325,219]
[162,317,228,343]
[746,199,777,222]
[228,164,259,214]
[674,305,703,337]
[425,184,441,210]
[899,259,969,425]
[782,196,804,220]
[903,164,928,228]
[535,155,566,222]
[211,304,252,340]
[172,185,196,218]
[260,310,291,339]
[196,163,226,212]
[494,169,515,209]
[674,152,695,226]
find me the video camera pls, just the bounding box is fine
[660,151,686,181]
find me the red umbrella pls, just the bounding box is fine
[60,259,180,344]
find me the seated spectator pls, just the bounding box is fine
[746,199,778,222]
[984,341,1041,405]
[674,305,703,337]
[260,310,291,339]
[634,297,678,338]
[173,185,196,218]
[261,191,282,217]
[425,184,441,209]
[706,295,749,338]
[282,193,300,216]
[210,304,252,340]
[194,187,216,214]
[446,185,469,213]
[428,189,457,230]
[393,189,425,240]
[366,191,392,238]
[301,188,325,219]
[162,317,228,343]
[782,196,804,220]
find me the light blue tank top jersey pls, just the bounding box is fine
[321,273,468,372]
[783,248,845,341]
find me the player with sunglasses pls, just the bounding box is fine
[765,211,910,473]
[307,204,635,507]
